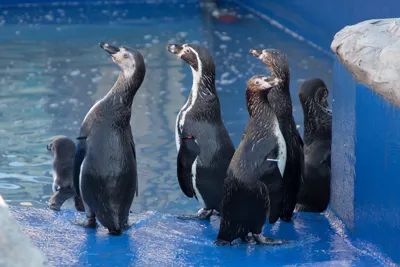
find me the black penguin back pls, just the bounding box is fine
[296,78,332,213]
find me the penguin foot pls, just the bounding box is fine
[72,219,98,228]
[280,216,292,223]
[108,229,122,236]
[214,239,231,246]
[48,203,61,211]
[252,234,288,245]
[240,235,252,242]
[74,196,85,212]
[177,208,213,220]
[212,211,221,217]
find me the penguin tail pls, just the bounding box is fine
[96,206,127,235]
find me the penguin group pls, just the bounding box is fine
[47,41,332,243]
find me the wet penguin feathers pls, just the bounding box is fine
[296,78,332,213]
[72,42,145,235]
[166,43,235,220]
[177,135,200,200]
[47,136,84,212]
[249,48,304,222]
[216,75,287,245]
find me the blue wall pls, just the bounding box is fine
[332,60,400,262]
[234,0,400,53]
[0,0,196,5]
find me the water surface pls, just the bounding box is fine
[0,1,333,215]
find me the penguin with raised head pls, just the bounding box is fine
[72,42,145,235]
[166,43,235,220]
[47,136,84,211]
[296,78,332,213]
[215,75,287,246]
[249,48,304,222]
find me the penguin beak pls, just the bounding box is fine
[166,44,183,55]
[249,49,262,57]
[261,77,281,90]
[46,143,52,152]
[99,42,120,55]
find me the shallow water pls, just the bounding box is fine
[0,1,332,215]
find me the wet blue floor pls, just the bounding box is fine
[0,1,332,215]
[10,206,391,266]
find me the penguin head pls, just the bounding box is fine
[166,43,215,76]
[99,42,145,79]
[249,48,289,79]
[247,75,282,94]
[298,78,330,109]
[46,136,76,158]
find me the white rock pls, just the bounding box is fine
[331,18,400,107]
[0,195,47,267]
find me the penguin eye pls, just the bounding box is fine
[184,49,190,54]
[123,53,129,59]
[255,80,260,85]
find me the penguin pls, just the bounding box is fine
[166,43,235,220]
[215,75,288,246]
[72,42,145,235]
[295,78,332,213]
[249,48,304,222]
[46,136,84,212]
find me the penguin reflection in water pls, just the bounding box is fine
[73,42,145,235]
[215,75,288,246]
[46,136,84,212]
[166,43,235,220]
[250,48,304,222]
[296,78,332,213]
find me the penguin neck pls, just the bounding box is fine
[246,90,275,124]
[190,65,217,98]
[266,56,292,120]
[268,82,293,120]
[103,70,143,122]
[270,62,290,90]
[303,103,332,143]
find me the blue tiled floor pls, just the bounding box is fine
[11,206,390,266]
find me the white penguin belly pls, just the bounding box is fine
[274,119,287,177]
[175,80,199,152]
[52,168,58,193]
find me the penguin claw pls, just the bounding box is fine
[177,208,213,220]
[214,239,231,246]
[108,229,122,236]
[240,236,252,242]
[72,219,98,229]
[252,234,288,246]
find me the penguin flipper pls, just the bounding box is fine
[321,150,331,170]
[177,136,200,199]
[247,140,284,225]
[260,165,284,224]
[73,137,87,198]
[130,141,138,198]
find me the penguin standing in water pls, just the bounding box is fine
[250,49,304,222]
[296,78,332,213]
[215,75,287,246]
[47,136,84,211]
[166,43,235,220]
[73,42,145,235]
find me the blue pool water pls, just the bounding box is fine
[0,1,332,215]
